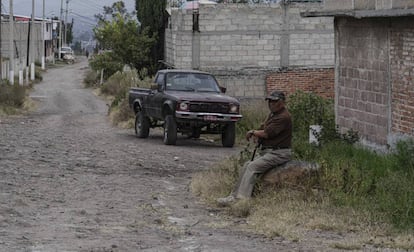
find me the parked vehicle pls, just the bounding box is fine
[58,46,73,59]
[63,54,75,64]
[128,69,242,147]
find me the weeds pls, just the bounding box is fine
[84,67,153,126]
[191,91,414,249]
[0,82,27,107]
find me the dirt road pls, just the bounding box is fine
[1,58,347,251]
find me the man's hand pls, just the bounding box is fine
[246,130,255,141]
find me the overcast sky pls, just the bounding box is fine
[2,0,136,35]
[2,0,135,23]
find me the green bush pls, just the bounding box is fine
[201,90,414,232]
[35,66,43,82]
[287,90,337,143]
[89,51,124,80]
[0,82,27,107]
[236,99,268,144]
[83,70,100,88]
[99,69,153,126]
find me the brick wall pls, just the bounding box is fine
[390,18,414,137]
[265,68,334,99]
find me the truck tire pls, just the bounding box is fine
[163,115,177,145]
[221,122,235,147]
[135,111,150,138]
[189,127,201,139]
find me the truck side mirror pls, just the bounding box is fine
[151,84,162,91]
[219,86,226,93]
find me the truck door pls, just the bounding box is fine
[146,72,164,119]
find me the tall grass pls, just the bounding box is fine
[191,90,414,247]
[84,68,153,127]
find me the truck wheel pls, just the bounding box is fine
[221,122,235,147]
[163,115,177,145]
[189,127,201,139]
[135,111,150,138]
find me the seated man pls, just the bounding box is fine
[217,91,292,206]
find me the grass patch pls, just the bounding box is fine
[84,68,152,127]
[191,91,414,249]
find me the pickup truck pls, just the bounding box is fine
[128,69,242,147]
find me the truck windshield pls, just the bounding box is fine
[165,73,220,92]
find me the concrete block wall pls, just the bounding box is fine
[1,22,43,73]
[324,0,414,10]
[214,69,267,99]
[165,2,334,98]
[335,16,414,148]
[336,17,390,146]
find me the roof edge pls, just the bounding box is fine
[301,8,414,18]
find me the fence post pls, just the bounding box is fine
[100,69,104,85]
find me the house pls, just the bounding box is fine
[302,0,414,150]
[164,1,335,99]
[0,14,57,80]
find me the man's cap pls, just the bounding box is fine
[265,91,285,101]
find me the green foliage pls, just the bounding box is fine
[392,139,414,173]
[102,71,134,105]
[65,21,74,45]
[101,69,151,107]
[0,82,27,107]
[136,0,166,74]
[208,91,414,231]
[236,100,268,144]
[35,66,43,82]
[287,90,336,143]
[89,51,124,80]
[93,1,157,73]
[100,69,152,126]
[83,70,100,88]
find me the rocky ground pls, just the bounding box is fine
[0,58,398,251]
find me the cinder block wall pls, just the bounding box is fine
[335,16,414,149]
[165,3,334,99]
[1,22,43,73]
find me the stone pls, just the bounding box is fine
[260,160,320,188]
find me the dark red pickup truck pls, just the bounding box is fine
[128,69,242,147]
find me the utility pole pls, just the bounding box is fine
[59,0,63,57]
[9,0,14,84]
[41,0,45,69]
[0,0,3,80]
[64,0,69,46]
[30,0,35,81]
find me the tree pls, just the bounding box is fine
[93,1,156,77]
[65,19,74,45]
[135,0,167,74]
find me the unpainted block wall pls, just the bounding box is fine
[335,16,414,148]
[336,18,390,146]
[165,3,334,98]
[1,22,43,72]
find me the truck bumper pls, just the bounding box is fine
[176,111,242,123]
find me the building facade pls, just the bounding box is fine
[303,0,414,149]
[165,1,335,99]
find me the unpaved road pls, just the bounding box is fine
[1,58,361,251]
